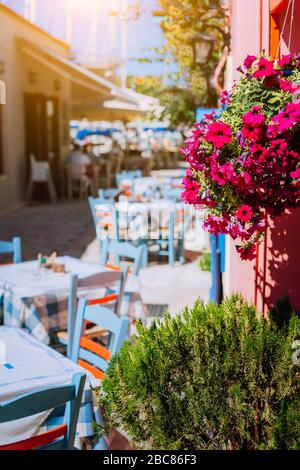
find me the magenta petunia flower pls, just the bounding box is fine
[285,101,300,122]
[253,57,274,78]
[242,125,264,141]
[236,244,257,261]
[203,214,229,236]
[278,53,294,68]
[290,168,300,179]
[181,53,300,261]
[243,54,257,70]
[228,222,249,240]
[236,204,253,223]
[204,121,232,149]
[270,139,288,156]
[243,108,266,127]
[220,90,231,106]
[271,112,293,133]
[279,79,299,94]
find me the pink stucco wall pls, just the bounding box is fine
[225,0,300,312]
[224,0,269,305]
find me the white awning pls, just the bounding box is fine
[17,37,145,105]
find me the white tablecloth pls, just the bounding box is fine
[114,200,185,241]
[0,256,113,298]
[0,326,98,448]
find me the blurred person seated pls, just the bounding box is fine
[68,143,92,177]
[83,143,98,165]
[66,143,92,199]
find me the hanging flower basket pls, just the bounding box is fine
[182,53,300,260]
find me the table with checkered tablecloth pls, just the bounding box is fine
[0,256,144,345]
[0,326,100,449]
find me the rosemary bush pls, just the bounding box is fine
[99,296,300,450]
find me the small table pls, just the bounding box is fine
[0,326,98,449]
[114,199,186,241]
[0,256,121,345]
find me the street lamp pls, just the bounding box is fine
[192,32,215,66]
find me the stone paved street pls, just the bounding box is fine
[0,202,95,261]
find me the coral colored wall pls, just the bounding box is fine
[224,0,269,306]
[225,0,300,313]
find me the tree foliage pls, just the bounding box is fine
[98,296,300,450]
[157,0,229,107]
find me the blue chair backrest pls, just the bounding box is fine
[0,373,86,450]
[100,239,146,276]
[98,189,119,200]
[165,188,183,202]
[67,266,129,358]
[116,170,142,188]
[71,298,130,380]
[88,196,118,240]
[0,237,22,264]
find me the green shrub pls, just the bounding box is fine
[99,296,300,450]
[199,252,211,272]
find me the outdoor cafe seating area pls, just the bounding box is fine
[0,167,198,450]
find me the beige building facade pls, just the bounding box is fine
[0,4,148,214]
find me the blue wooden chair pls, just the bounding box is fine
[0,373,86,450]
[149,205,185,266]
[100,239,146,276]
[98,188,120,200]
[88,197,118,246]
[165,187,183,202]
[116,170,142,188]
[0,237,22,264]
[57,266,129,358]
[71,297,130,380]
[116,170,142,200]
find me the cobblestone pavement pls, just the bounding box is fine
[0,201,95,261]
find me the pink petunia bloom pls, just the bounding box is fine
[203,214,229,236]
[285,101,300,122]
[236,244,257,261]
[221,90,231,106]
[253,57,275,78]
[220,162,235,181]
[278,53,294,68]
[269,139,288,156]
[204,121,232,149]
[243,107,266,127]
[236,204,253,223]
[290,168,300,179]
[249,143,269,163]
[242,125,264,141]
[228,222,249,240]
[278,79,300,94]
[272,112,293,133]
[243,54,257,70]
[204,111,216,120]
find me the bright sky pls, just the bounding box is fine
[3,0,167,77]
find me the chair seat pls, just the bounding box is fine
[57,325,108,345]
[56,330,68,344]
[84,325,108,338]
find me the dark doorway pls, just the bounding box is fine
[24,93,60,195]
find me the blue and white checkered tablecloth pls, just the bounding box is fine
[0,257,130,345]
[0,287,69,345]
[0,326,100,449]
